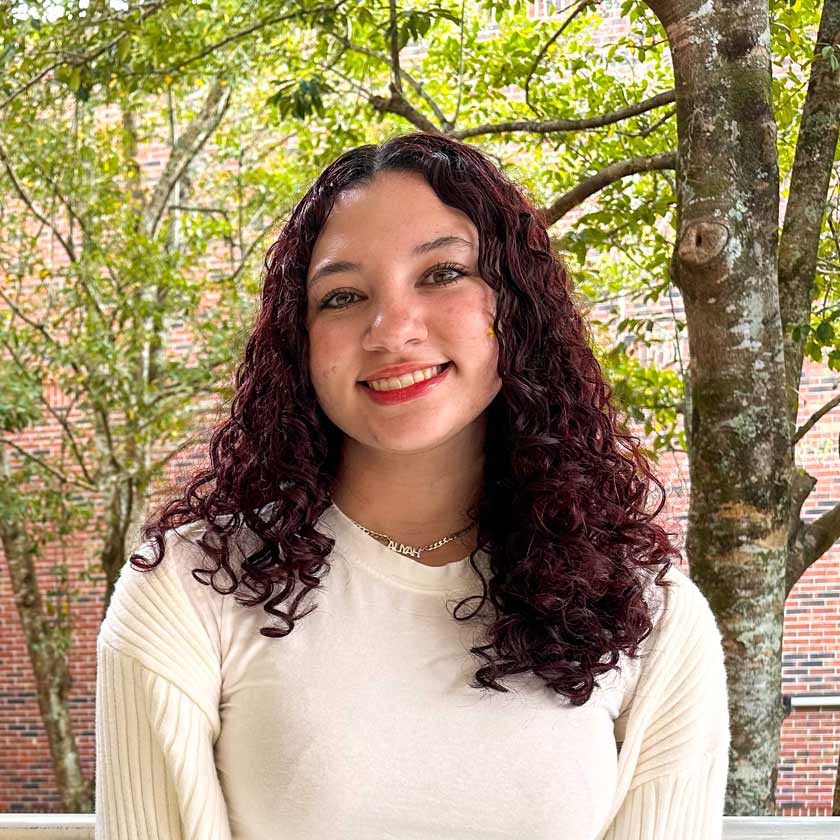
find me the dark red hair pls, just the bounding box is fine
[132,131,677,704]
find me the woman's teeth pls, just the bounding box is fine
[366,364,447,392]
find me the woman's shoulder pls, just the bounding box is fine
[99,512,267,669]
[96,520,238,730]
[635,561,721,645]
[652,563,723,655]
[614,561,728,738]
[629,562,728,725]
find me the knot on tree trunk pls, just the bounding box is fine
[677,221,730,266]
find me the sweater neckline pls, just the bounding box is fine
[319,501,486,593]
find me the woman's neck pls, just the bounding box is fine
[331,428,484,565]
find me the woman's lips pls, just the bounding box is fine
[360,360,450,383]
[359,363,451,405]
[361,361,450,388]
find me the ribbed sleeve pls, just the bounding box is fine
[95,533,232,840]
[599,750,728,839]
[595,569,731,840]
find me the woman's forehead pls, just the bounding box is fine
[308,174,478,267]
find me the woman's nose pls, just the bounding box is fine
[361,296,429,351]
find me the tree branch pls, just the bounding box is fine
[537,151,676,226]
[0,0,168,111]
[0,437,96,493]
[40,401,95,487]
[806,497,840,558]
[327,34,450,127]
[329,32,674,142]
[18,148,91,239]
[16,299,120,482]
[150,432,208,475]
[150,3,348,77]
[0,290,113,489]
[169,204,232,218]
[788,497,840,598]
[450,0,467,129]
[614,105,676,138]
[0,286,113,461]
[524,0,596,116]
[144,79,232,238]
[389,0,404,97]
[0,336,96,485]
[793,391,840,445]
[369,84,441,133]
[0,140,76,262]
[223,213,286,287]
[366,0,447,133]
[778,0,840,427]
[450,89,676,139]
[0,63,60,113]
[0,287,62,348]
[7,143,121,336]
[90,401,120,477]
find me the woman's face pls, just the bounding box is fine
[305,170,502,455]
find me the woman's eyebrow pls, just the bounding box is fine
[413,235,474,256]
[307,235,474,288]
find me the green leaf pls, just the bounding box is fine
[815,320,835,342]
[0,43,17,66]
[117,37,132,63]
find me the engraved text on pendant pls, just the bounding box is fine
[387,539,421,559]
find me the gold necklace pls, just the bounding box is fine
[348,517,475,560]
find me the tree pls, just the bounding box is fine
[0,2,317,809]
[639,0,839,815]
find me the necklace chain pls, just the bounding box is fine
[347,517,475,560]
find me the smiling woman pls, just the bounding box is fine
[95,132,730,840]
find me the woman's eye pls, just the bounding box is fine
[318,263,467,310]
[320,290,357,309]
[428,263,466,284]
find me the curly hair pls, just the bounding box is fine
[131,131,678,705]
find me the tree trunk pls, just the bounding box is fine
[643,0,791,815]
[0,448,93,811]
[100,473,137,617]
[834,752,840,816]
[778,0,840,429]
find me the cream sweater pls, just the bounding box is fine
[95,502,730,839]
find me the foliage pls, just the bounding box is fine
[2,0,838,546]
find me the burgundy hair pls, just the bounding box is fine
[131,131,677,704]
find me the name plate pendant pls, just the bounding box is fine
[386,539,422,559]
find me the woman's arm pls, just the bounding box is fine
[95,642,232,839]
[596,567,731,840]
[95,532,232,840]
[599,749,729,839]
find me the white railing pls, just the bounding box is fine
[723,817,840,838]
[0,815,91,838]
[1,815,839,838]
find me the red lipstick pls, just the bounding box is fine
[359,363,451,405]
[360,361,449,382]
